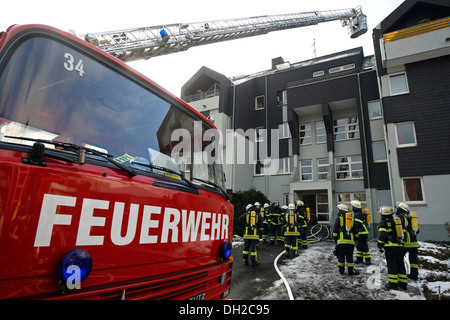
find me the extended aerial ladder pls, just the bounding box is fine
[83,7,367,63]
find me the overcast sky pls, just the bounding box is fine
[2,0,404,96]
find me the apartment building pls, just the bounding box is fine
[181,0,450,240]
[373,0,450,240]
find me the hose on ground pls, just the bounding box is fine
[274,223,330,299]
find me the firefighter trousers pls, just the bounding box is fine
[243,239,259,265]
[384,246,407,289]
[403,247,419,280]
[337,244,355,275]
[356,235,371,263]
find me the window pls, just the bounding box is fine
[333,117,359,141]
[316,121,327,144]
[255,127,265,142]
[368,100,382,119]
[255,95,265,110]
[402,177,425,204]
[254,159,269,175]
[329,63,355,74]
[389,72,409,95]
[317,158,329,181]
[277,157,294,174]
[377,189,393,207]
[277,90,287,106]
[372,141,387,162]
[300,160,313,181]
[335,156,363,180]
[337,193,367,209]
[299,123,311,145]
[313,70,324,77]
[278,123,291,139]
[395,122,417,147]
[316,194,329,222]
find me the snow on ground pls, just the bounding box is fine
[253,240,427,300]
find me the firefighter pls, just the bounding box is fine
[268,200,284,245]
[378,205,407,290]
[352,200,371,265]
[261,203,270,243]
[396,202,420,281]
[239,204,263,266]
[332,204,359,275]
[283,204,301,257]
[295,200,308,249]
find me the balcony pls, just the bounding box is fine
[380,17,450,68]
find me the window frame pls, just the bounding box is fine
[395,121,417,148]
[333,117,359,141]
[299,123,312,145]
[255,95,265,110]
[389,72,409,96]
[317,158,329,181]
[368,100,383,119]
[372,141,388,163]
[300,159,313,181]
[315,121,327,144]
[402,177,426,205]
[335,156,363,180]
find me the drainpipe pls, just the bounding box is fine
[357,73,374,237]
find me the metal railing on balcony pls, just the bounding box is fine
[383,17,450,43]
[183,88,220,103]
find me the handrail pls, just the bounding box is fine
[383,17,450,43]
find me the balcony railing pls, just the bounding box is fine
[383,17,450,43]
[183,88,220,103]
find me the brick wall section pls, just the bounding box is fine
[383,55,450,177]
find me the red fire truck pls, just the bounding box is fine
[0,24,233,300]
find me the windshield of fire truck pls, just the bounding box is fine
[0,36,225,190]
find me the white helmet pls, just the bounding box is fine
[396,202,409,212]
[296,200,304,206]
[254,202,261,207]
[246,204,253,211]
[288,203,295,210]
[282,205,288,210]
[379,206,392,215]
[264,203,270,208]
[351,200,361,209]
[337,204,348,211]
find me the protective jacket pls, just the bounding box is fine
[354,209,369,236]
[283,211,304,236]
[240,210,263,240]
[333,210,358,245]
[269,205,284,226]
[399,213,419,248]
[378,215,403,248]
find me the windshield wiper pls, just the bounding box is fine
[192,177,229,200]
[5,135,136,178]
[130,161,198,191]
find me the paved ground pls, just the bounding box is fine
[228,240,292,300]
[228,239,425,300]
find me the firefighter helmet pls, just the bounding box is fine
[379,206,392,215]
[351,200,361,209]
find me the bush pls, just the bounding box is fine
[229,188,270,236]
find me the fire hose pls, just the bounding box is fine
[274,223,330,300]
